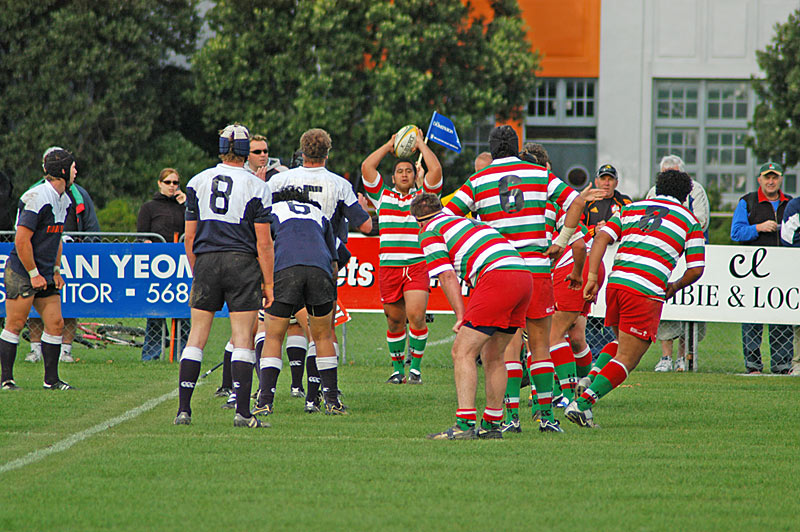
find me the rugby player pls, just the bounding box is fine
[566,169,705,428]
[412,193,532,439]
[1,149,76,391]
[268,128,371,410]
[361,129,442,385]
[174,124,274,428]
[444,126,585,433]
[253,186,345,415]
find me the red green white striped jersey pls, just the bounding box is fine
[444,156,579,277]
[601,196,705,301]
[418,213,526,287]
[545,200,591,270]
[363,172,442,266]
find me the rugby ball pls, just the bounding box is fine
[393,125,418,158]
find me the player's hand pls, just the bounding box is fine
[262,284,274,308]
[174,190,186,204]
[387,134,396,150]
[415,162,425,189]
[545,244,564,258]
[665,282,681,300]
[756,220,778,233]
[581,186,605,202]
[565,271,582,290]
[452,318,463,333]
[53,272,65,290]
[357,192,369,210]
[413,127,425,151]
[30,274,47,290]
[595,220,607,231]
[583,279,599,301]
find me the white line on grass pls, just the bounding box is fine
[0,387,180,475]
[428,334,456,347]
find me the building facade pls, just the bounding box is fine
[473,0,799,203]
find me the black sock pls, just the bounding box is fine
[254,335,265,392]
[178,359,202,415]
[287,347,306,389]
[0,336,18,383]
[306,354,320,403]
[231,361,254,418]
[220,346,233,389]
[41,339,60,385]
[319,367,339,404]
[257,362,280,407]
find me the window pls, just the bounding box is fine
[526,78,597,126]
[655,129,698,165]
[706,82,748,120]
[656,83,698,119]
[529,80,557,118]
[652,80,761,198]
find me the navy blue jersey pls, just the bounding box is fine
[8,181,71,280]
[271,201,337,276]
[268,166,369,245]
[185,163,272,255]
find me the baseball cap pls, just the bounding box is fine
[758,161,783,176]
[596,164,618,179]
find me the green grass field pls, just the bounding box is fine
[2,314,799,531]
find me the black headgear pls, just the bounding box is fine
[43,149,75,181]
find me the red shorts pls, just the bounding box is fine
[463,269,533,329]
[379,262,430,304]
[526,275,555,320]
[553,261,606,316]
[604,286,663,343]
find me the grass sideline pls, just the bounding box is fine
[1,315,799,531]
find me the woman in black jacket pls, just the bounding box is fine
[137,168,188,360]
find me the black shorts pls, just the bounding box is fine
[267,265,335,319]
[189,252,262,312]
[3,268,60,299]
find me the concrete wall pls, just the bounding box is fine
[598,0,799,198]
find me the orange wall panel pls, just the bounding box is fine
[469,0,600,78]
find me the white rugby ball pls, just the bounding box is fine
[393,125,418,158]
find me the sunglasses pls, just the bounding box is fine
[250,149,268,155]
[162,180,179,185]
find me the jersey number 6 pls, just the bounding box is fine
[499,175,523,214]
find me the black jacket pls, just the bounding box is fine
[582,190,632,236]
[740,189,792,247]
[137,193,186,242]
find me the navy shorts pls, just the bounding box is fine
[189,252,262,312]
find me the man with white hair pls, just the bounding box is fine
[646,155,709,372]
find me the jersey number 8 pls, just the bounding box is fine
[210,175,233,215]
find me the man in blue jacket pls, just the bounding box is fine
[730,162,793,374]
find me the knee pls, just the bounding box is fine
[46,318,65,336]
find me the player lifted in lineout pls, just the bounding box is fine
[361,128,442,385]
[566,169,705,428]
[174,124,274,429]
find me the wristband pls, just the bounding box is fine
[553,225,577,248]
[28,268,40,279]
[53,266,61,275]
[587,272,598,282]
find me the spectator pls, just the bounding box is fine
[136,167,189,361]
[780,195,800,375]
[582,163,632,360]
[245,134,286,182]
[647,155,709,372]
[730,162,794,374]
[26,146,101,364]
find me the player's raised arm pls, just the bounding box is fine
[361,135,394,184]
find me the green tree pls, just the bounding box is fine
[192,0,539,190]
[748,8,800,167]
[0,1,201,206]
